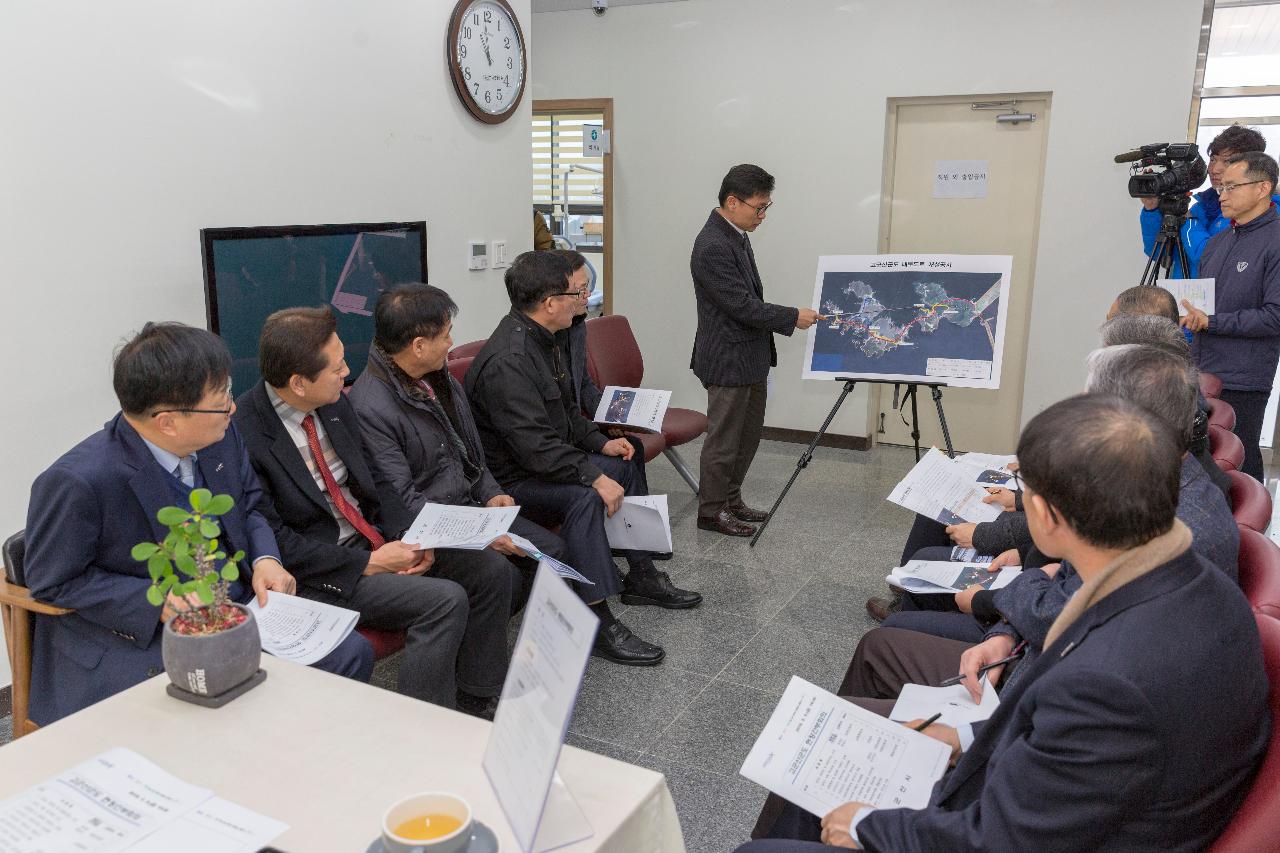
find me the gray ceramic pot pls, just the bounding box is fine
[162,604,262,704]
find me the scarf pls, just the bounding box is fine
[1043,519,1192,650]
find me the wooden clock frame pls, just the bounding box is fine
[446,0,527,125]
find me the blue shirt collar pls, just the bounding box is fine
[140,436,195,477]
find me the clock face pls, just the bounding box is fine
[450,0,525,122]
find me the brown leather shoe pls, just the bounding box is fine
[697,509,757,537]
[727,502,770,523]
[865,595,902,622]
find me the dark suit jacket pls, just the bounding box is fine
[689,209,798,387]
[233,381,413,601]
[24,414,277,724]
[859,548,1269,853]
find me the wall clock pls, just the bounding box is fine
[447,0,527,124]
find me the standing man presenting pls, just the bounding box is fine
[1180,151,1280,481]
[691,164,819,536]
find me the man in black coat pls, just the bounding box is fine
[691,164,819,536]
[234,307,517,718]
[467,251,702,667]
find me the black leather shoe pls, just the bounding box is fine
[622,569,703,609]
[611,548,673,561]
[697,509,757,537]
[456,691,498,720]
[592,621,665,666]
[865,593,903,622]
[727,502,770,523]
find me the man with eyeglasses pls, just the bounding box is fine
[1179,150,1280,481]
[1137,124,1272,278]
[691,164,820,537]
[22,322,374,725]
[467,251,702,667]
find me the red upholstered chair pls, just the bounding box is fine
[1237,525,1280,620]
[1208,613,1280,852]
[449,339,487,360]
[1230,470,1274,534]
[584,315,707,493]
[1209,397,1238,431]
[447,355,473,386]
[1200,371,1224,399]
[1211,424,1246,473]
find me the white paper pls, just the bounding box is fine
[740,677,951,818]
[933,160,988,199]
[505,536,594,586]
[403,502,519,549]
[484,564,598,852]
[890,678,1001,729]
[1158,278,1216,316]
[593,386,670,433]
[602,495,672,553]
[888,560,1021,595]
[127,797,289,853]
[887,448,1003,525]
[955,453,1019,492]
[246,591,358,666]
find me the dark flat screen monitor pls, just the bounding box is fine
[201,221,427,394]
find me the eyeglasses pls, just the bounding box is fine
[550,290,589,299]
[152,384,234,417]
[1220,180,1266,195]
[732,196,773,217]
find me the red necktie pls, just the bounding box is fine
[300,414,385,550]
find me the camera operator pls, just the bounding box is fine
[1180,151,1280,481]
[1138,125,1269,278]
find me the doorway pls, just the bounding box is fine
[873,93,1052,454]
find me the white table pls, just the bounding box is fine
[0,656,686,852]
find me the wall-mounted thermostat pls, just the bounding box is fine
[469,240,488,270]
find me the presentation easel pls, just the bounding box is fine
[749,377,956,548]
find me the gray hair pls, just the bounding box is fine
[1085,344,1198,451]
[1098,314,1190,359]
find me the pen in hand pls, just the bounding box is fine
[913,712,943,732]
[937,646,1026,688]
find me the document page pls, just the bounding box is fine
[891,678,1001,729]
[1158,278,1216,316]
[246,591,358,666]
[403,503,519,549]
[503,536,595,586]
[593,386,671,433]
[484,564,598,852]
[887,448,1002,525]
[127,797,289,853]
[887,560,1021,595]
[741,677,951,818]
[602,495,672,552]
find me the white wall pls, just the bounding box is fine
[0,1,535,689]
[531,0,1205,436]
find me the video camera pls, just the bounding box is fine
[1115,142,1208,200]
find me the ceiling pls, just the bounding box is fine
[531,0,687,12]
[1210,2,1280,58]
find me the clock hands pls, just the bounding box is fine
[480,29,493,67]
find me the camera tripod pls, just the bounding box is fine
[1138,195,1192,286]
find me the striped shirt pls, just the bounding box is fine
[266,385,360,545]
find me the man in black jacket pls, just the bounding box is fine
[467,251,701,667]
[691,164,819,535]
[234,307,516,717]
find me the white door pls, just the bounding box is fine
[875,95,1051,454]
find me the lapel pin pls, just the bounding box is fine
[215,462,224,473]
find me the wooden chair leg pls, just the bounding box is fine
[1,604,34,739]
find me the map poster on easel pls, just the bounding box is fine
[802,254,1013,390]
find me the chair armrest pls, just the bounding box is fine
[0,579,74,616]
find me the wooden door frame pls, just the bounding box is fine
[533,97,614,314]
[870,91,1052,444]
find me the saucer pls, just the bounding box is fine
[366,821,498,853]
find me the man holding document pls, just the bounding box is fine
[742,394,1267,851]
[236,307,517,717]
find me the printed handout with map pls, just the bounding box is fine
[803,255,1013,389]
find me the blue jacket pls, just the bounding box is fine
[858,548,1268,853]
[1193,204,1280,391]
[1139,188,1280,278]
[23,414,278,724]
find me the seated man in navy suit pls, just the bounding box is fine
[235,306,518,718]
[742,393,1268,852]
[23,322,373,725]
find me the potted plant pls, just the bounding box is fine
[131,488,266,706]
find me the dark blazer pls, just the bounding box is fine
[24,414,277,725]
[233,381,413,601]
[859,549,1269,853]
[348,347,503,514]
[689,209,799,387]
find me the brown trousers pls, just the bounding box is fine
[699,381,768,517]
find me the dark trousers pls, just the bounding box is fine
[1220,388,1271,481]
[900,513,952,564]
[300,548,518,708]
[505,515,567,615]
[699,381,768,517]
[309,631,375,682]
[506,452,654,601]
